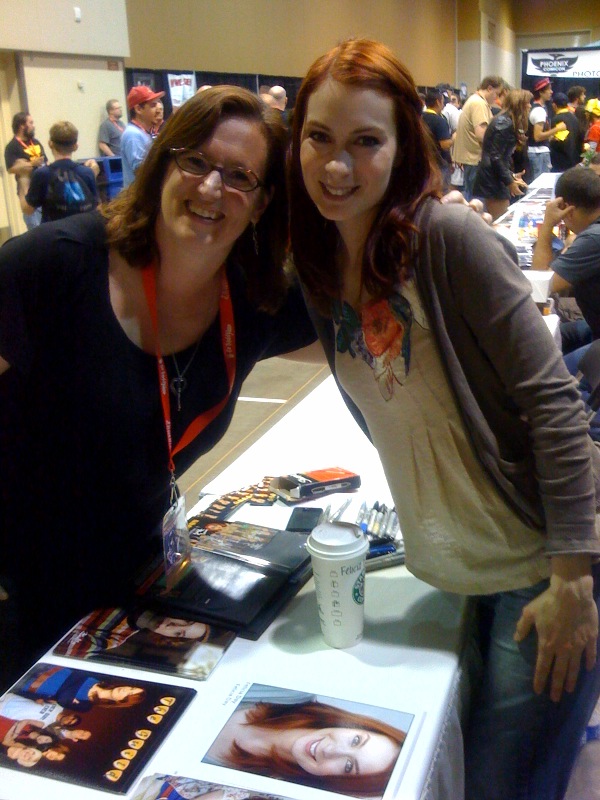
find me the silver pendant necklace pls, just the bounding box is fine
[170,339,201,411]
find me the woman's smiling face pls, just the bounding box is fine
[157,116,271,261]
[288,726,400,777]
[300,79,398,243]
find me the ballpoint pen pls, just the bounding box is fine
[355,501,369,532]
[366,506,379,535]
[318,504,331,524]
[329,498,352,522]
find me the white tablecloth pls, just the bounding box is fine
[0,377,469,800]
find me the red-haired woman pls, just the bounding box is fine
[204,688,406,797]
[288,37,600,800]
[472,88,531,219]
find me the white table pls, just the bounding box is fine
[492,172,562,347]
[524,269,554,303]
[528,171,560,191]
[0,378,469,800]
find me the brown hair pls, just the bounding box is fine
[49,121,78,154]
[224,699,406,796]
[501,89,533,135]
[103,86,291,312]
[289,38,442,314]
[93,682,146,708]
[478,75,504,91]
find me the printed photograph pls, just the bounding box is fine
[132,774,295,800]
[202,684,414,798]
[0,663,195,793]
[53,607,235,681]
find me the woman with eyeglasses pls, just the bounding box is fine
[0,86,316,688]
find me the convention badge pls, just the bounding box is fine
[135,729,151,739]
[105,769,122,782]
[162,494,191,591]
[160,696,175,706]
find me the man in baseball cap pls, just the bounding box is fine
[121,85,165,187]
[533,77,552,93]
[527,76,567,181]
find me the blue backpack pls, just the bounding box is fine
[44,163,97,221]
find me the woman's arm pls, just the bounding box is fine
[443,207,598,700]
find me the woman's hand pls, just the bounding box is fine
[514,556,597,702]
[509,171,527,197]
[509,180,525,197]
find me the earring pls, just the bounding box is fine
[252,223,259,255]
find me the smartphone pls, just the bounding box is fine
[285,507,323,533]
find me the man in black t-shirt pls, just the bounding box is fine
[550,93,582,172]
[3,111,47,229]
[422,90,453,189]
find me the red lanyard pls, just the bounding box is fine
[131,119,151,135]
[141,265,236,478]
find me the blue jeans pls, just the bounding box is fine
[462,164,479,202]
[23,208,41,229]
[464,565,600,800]
[528,151,552,183]
[561,320,592,355]
[562,343,600,441]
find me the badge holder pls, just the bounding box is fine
[162,478,191,592]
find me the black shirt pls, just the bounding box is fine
[0,213,316,680]
[3,135,47,191]
[422,110,452,170]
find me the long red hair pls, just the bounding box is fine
[222,699,406,796]
[289,38,442,314]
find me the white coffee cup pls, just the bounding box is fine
[306,522,368,648]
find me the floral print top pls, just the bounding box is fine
[332,279,548,594]
[333,280,428,401]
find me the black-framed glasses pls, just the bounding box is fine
[170,147,264,192]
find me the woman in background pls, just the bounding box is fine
[288,37,600,800]
[472,88,531,219]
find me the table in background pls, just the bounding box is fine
[0,377,469,800]
[493,172,562,346]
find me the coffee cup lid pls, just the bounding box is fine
[307,522,368,558]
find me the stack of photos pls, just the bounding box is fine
[0,663,195,793]
[53,607,236,681]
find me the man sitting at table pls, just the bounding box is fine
[532,167,600,346]
[532,167,600,438]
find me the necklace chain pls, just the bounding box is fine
[170,339,201,411]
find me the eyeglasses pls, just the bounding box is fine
[170,148,264,192]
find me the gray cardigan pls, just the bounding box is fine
[306,199,600,555]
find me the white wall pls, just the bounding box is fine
[0,0,129,57]
[456,40,481,95]
[21,54,126,159]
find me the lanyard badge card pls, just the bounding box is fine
[142,265,237,592]
[162,482,191,591]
